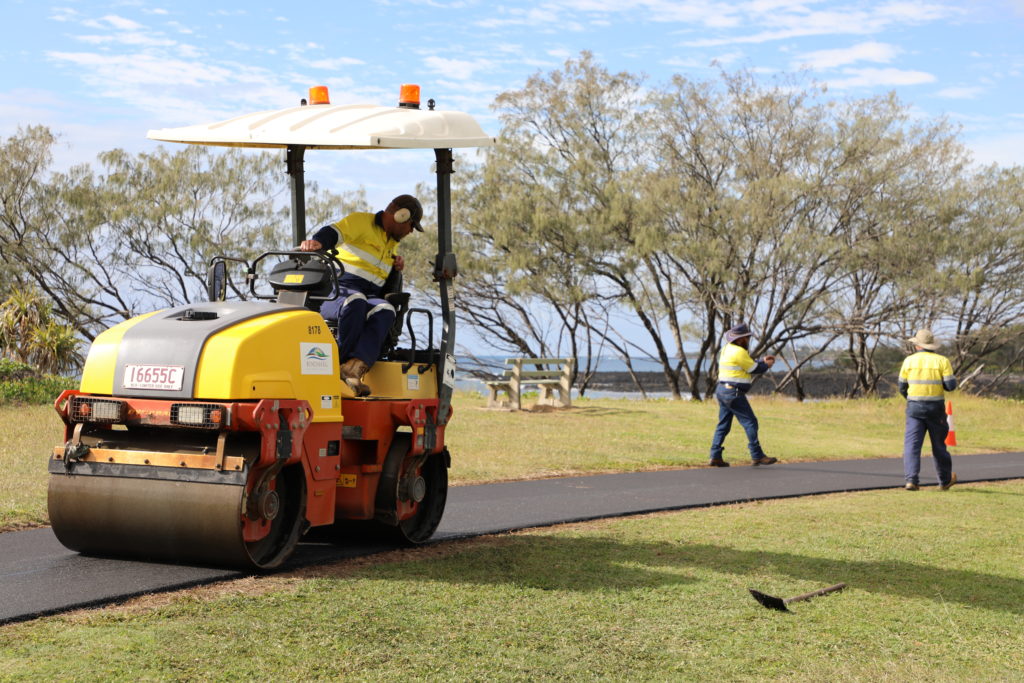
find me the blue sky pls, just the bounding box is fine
[3,0,1024,211]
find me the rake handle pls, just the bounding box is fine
[784,582,847,605]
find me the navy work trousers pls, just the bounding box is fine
[709,383,767,462]
[319,278,395,366]
[902,401,953,486]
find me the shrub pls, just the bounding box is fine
[0,359,75,405]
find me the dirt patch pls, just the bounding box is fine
[57,535,515,623]
[0,521,46,533]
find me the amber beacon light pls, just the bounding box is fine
[398,83,421,109]
[308,85,331,105]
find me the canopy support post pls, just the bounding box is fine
[433,148,456,428]
[286,145,307,246]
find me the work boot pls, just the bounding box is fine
[751,456,778,466]
[708,459,730,467]
[339,358,371,397]
[939,473,957,491]
[904,482,920,491]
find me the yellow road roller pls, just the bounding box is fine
[47,85,494,569]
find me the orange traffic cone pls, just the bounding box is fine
[945,400,957,446]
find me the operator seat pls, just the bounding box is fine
[379,267,410,359]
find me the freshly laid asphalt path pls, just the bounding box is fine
[2,452,1023,625]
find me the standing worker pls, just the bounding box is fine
[899,329,958,490]
[708,323,779,467]
[300,194,423,397]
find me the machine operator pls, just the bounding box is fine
[300,194,423,397]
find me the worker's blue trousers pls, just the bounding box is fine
[320,281,395,366]
[903,401,953,486]
[709,382,767,462]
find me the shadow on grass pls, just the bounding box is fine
[354,535,1023,615]
[554,405,647,417]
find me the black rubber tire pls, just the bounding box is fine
[395,449,448,544]
[373,432,448,545]
[243,464,307,569]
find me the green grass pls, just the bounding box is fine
[3,393,1023,531]
[0,404,61,529]
[447,391,1023,481]
[2,481,1022,680]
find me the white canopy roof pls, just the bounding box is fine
[147,102,495,150]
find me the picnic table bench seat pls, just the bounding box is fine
[483,357,575,410]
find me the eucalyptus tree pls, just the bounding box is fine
[650,71,857,398]
[0,125,118,338]
[403,54,660,393]
[96,145,289,310]
[401,153,615,393]
[926,164,1024,389]
[811,94,969,395]
[0,126,364,348]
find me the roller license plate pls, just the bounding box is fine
[123,364,185,391]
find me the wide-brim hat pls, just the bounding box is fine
[908,328,938,350]
[390,194,423,231]
[725,323,752,343]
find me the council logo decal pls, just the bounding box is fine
[300,342,333,375]
[306,346,329,361]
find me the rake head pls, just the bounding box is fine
[748,588,789,612]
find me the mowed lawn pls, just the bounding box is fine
[2,393,1023,530]
[1,481,1022,680]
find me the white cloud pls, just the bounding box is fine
[684,2,962,47]
[308,57,366,70]
[711,50,745,65]
[50,7,81,22]
[557,0,742,26]
[876,1,955,23]
[793,41,901,70]
[82,14,144,31]
[965,130,1024,167]
[424,56,492,81]
[0,88,156,169]
[77,32,177,47]
[661,56,704,68]
[46,51,234,88]
[825,67,937,90]
[176,44,204,59]
[166,21,194,35]
[475,0,744,29]
[435,79,504,95]
[101,14,145,31]
[936,86,985,99]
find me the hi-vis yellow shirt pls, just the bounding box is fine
[899,351,957,402]
[718,343,759,385]
[326,212,398,287]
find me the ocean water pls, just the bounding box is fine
[454,355,687,399]
[457,355,692,374]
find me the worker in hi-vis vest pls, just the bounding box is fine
[300,194,423,397]
[708,323,779,468]
[898,329,958,491]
